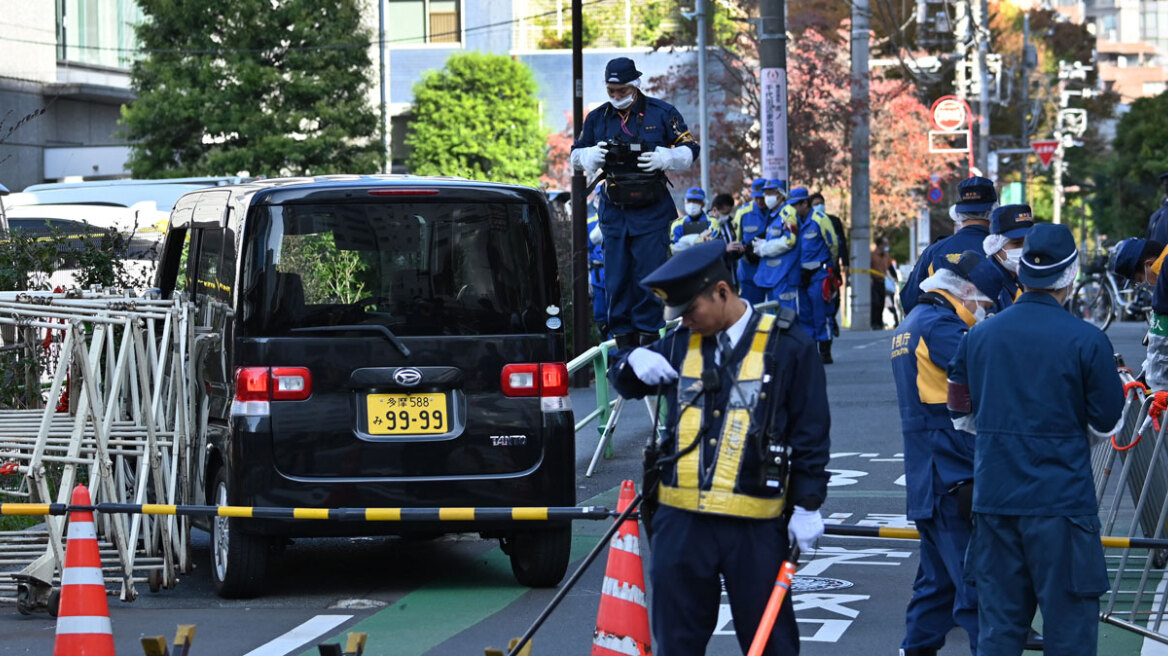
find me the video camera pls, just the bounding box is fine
[604,137,644,172]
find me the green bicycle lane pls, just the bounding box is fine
[298,485,624,656]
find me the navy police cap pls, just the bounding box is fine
[937,250,1005,301]
[1112,237,1147,279]
[751,178,766,198]
[641,240,732,320]
[604,57,642,84]
[955,176,997,213]
[1019,223,1078,288]
[989,204,1035,239]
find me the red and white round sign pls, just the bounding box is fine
[931,97,967,131]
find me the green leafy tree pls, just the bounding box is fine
[122,0,381,178]
[1092,91,1168,238]
[405,53,545,186]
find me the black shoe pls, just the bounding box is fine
[613,333,637,350]
[1024,628,1044,651]
[819,340,834,364]
[900,648,939,656]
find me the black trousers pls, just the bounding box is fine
[870,278,886,329]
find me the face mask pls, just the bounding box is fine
[999,248,1022,274]
[610,93,635,110]
[764,195,781,209]
[685,202,703,217]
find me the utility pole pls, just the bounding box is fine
[378,0,388,174]
[974,0,990,173]
[696,0,710,197]
[850,0,872,331]
[758,0,788,181]
[570,0,590,384]
[1020,12,1030,203]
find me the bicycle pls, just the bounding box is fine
[1068,249,1153,331]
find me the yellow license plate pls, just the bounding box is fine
[366,393,449,435]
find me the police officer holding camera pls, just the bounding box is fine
[610,240,830,655]
[571,57,699,349]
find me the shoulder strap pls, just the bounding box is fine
[776,306,797,330]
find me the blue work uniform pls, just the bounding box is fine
[572,94,699,337]
[797,206,838,343]
[611,306,830,656]
[670,213,718,254]
[587,213,609,337]
[1149,198,1168,245]
[891,291,979,654]
[900,224,991,313]
[737,202,768,304]
[754,205,800,312]
[948,292,1125,655]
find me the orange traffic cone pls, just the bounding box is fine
[54,485,115,656]
[592,480,651,656]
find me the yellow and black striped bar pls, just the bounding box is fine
[1,502,612,522]
[825,524,1168,550]
[0,502,67,516]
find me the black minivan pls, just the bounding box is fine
[154,176,575,598]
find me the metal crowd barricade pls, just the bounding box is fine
[0,289,193,612]
[1093,367,1168,643]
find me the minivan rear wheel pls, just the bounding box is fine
[505,526,571,587]
[211,468,269,598]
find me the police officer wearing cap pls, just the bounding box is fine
[1146,172,1168,245]
[571,57,699,349]
[791,188,840,363]
[892,250,1004,656]
[753,179,800,312]
[671,187,718,254]
[901,177,998,313]
[736,178,772,305]
[1111,237,1165,287]
[982,204,1036,311]
[609,240,830,656]
[948,223,1124,655]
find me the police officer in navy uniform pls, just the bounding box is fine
[901,177,998,313]
[571,57,699,349]
[671,187,717,254]
[1146,172,1168,245]
[609,240,831,655]
[948,223,1125,656]
[891,250,1004,656]
[981,204,1035,311]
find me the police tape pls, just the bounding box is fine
[825,524,1168,550]
[0,502,612,522]
[850,268,891,280]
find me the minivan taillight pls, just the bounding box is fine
[501,363,569,398]
[232,366,312,417]
[271,367,312,401]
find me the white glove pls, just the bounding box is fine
[637,146,694,172]
[589,224,603,246]
[626,347,678,386]
[571,141,608,171]
[672,233,701,253]
[753,235,795,258]
[787,506,824,552]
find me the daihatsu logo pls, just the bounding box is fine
[394,367,423,387]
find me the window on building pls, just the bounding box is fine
[388,0,461,46]
[56,0,144,69]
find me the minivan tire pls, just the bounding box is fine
[211,468,269,598]
[506,526,571,588]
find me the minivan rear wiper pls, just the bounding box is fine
[290,324,411,357]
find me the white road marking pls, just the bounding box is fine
[242,614,353,656]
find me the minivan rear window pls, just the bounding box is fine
[240,201,552,336]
